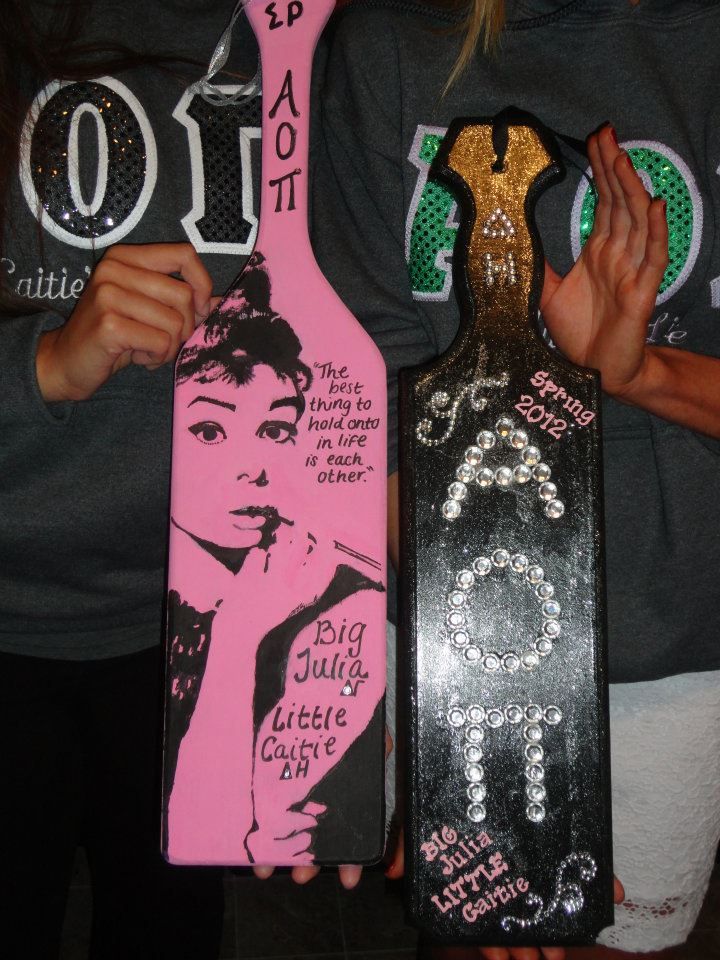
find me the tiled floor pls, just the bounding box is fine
[60,854,719,959]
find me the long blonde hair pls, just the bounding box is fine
[444,0,506,92]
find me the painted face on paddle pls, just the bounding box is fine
[173,358,302,551]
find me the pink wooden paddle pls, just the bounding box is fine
[162,0,387,867]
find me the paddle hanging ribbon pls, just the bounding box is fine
[400,111,613,944]
[162,0,387,867]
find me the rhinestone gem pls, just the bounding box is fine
[456,463,476,483]
[466,704,485,723]
[522,445,541,465]
[503,653,520,672]
[535,637,553,656]
[483,653,501,672]
[562,893,583,915]
[447,610,465,628]
[525,762,545,782]
[527,802,546,823]
[465,645,481,662]
[464,445,484,465]
[536,581,554,600]
[533,463,552,482]
[465,763,484,782]
[477,430,496,449]
[467,802,487,822]
[510,553,529,573]
[525,743,544,763]
[431,390,450,408]
[464,743,483,763]
[495,466,513,487]
[505,704,524,724]
[522,651,540,670]
[486,709,505,728]
[542,599,561,618]
[545,705,562,725]
[448,590,466,608]
[465,724,484,743]
[526,783,546,802]
[545,499,565,519]
[447,707,466,726]
[457,569,475,589]
[472,556,492,576]
[538,481,557,501]
[492,549,510,568]
[417,418,432,435]
[449,481,468,501]
[476,467,495,487]
[524,723,543,742]
[509,428,529,449]
[525,704,543,721]
[442,499,461,520]
[451,630,470,648]
[467,782,487,802]
[542,619,561,638]
[513,464,532,484]
[526,565,544,584]
[495,417,514,437]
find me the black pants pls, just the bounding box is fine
[0,646,224,960]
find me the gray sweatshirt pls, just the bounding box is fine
[1,0,260,658]
[311,0,720,683]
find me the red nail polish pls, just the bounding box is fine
[609,125,619,146]
[623,152,634,170]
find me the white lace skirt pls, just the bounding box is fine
[597,670,720,952]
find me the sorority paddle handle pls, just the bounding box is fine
[248,0,327,254]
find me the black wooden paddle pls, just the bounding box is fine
[400,110,613,945]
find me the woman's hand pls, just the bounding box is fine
[36,242,214,402]
[257,861,364,890]
[253,849,362,891]
[385,831,625,960]
[540,124,668,402]
[542,123,720,437]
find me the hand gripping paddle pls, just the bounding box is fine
[162,0,387,867]
[400,112,613,944]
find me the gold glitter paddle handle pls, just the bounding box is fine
[434,117,563,360]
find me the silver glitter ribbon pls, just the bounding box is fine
[192,0,260,106]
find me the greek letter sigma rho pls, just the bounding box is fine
[266,48,301,212]
[265,1,303,30]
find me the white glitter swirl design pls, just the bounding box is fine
[500,852,598,931]
[416,375,509,448]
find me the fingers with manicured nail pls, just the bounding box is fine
[339,864,363,889]
[290,865,321,884]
